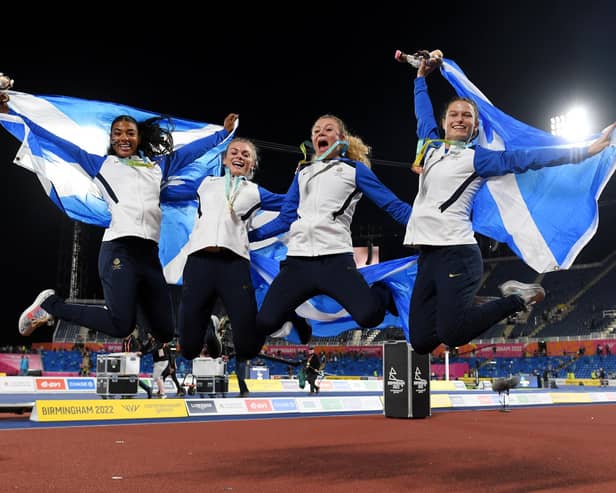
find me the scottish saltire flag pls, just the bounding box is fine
[441,59,616,272]
[0,90,230,226]
[0,89,232,276]
[247,219,418,341]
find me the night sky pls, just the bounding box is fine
[1,2,615,344]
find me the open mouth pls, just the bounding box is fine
[317,138,330,152]
[115,142,134,155]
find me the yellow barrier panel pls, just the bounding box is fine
[430,394,453,409]
[564,379,601,387]
[430,381,462,391]
[32,399,188,422]
[550,393,593,404]
[240,379,285,392]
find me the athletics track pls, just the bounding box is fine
[1,378,616,492]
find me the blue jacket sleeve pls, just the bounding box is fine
[163,127,229,176]
[248,176,300,242]
[414,77,441,140]
[258,186,286,211]
[355,162,412,224]
[18,115,105,176]
[474,145,591,177]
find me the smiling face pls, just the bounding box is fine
[110,118,140,158]
[442,100,479,142]
[223,139,257,177]
[311,116,344,159]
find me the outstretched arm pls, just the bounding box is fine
[412,54,445,175]
[164,113,238,176]
[475,123,616,177]
[8,113,105,176]
[258,186,287,211]
[414,76,441,142]
[248,176,300,242]
[588,123,616,156]
[355,162,412,224]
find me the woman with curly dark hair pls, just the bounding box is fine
[5,93,238,342]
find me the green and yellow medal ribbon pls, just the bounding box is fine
[412,138,467,169]
[120,157,154,168]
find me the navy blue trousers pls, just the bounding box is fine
[179,250,261,360]
[409,244,523,354]
[43,237,174,342]
[256,254,387,340]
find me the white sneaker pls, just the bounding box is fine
[271,321,293,339]
[18,289,56,336]
[499,281,545,306]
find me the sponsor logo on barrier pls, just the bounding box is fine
[0,377,36,392]
[281,380,300,390]
[271,398,297,412]
[413,366,428,394]
[341,397,363,409]
[121,404,141,413]
[387,367,405,394]
[186,400,217,415]
[320,398,344,411]
[33,399,187,422]
[67,378,95,390]
[331,381,351,390]
[141,401,187,415]
[36,378,67,391]
[297,399,321,411]
[478,395,497,405]
[318,380,333,391]
[349,380,366,391]
[245,399,273,412]
[215,400,247,414]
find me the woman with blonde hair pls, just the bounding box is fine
[248,114,411,350]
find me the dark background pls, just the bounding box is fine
[1,2,615,344]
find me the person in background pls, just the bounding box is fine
[218,314,250,397]
[79,348,92,376]
[19,354,29,376]
[305,347,323,394]
[404,51,616,355]
[161,342,185,397]
[235,358,250,397]
[150,334,169,398]
[122,329,154,399]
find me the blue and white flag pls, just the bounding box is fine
[249,235,417,341]
[441,59,616,272]
[0,90,229,223]
[0,90,231,278]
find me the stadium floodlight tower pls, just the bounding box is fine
[550,106,591,141]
